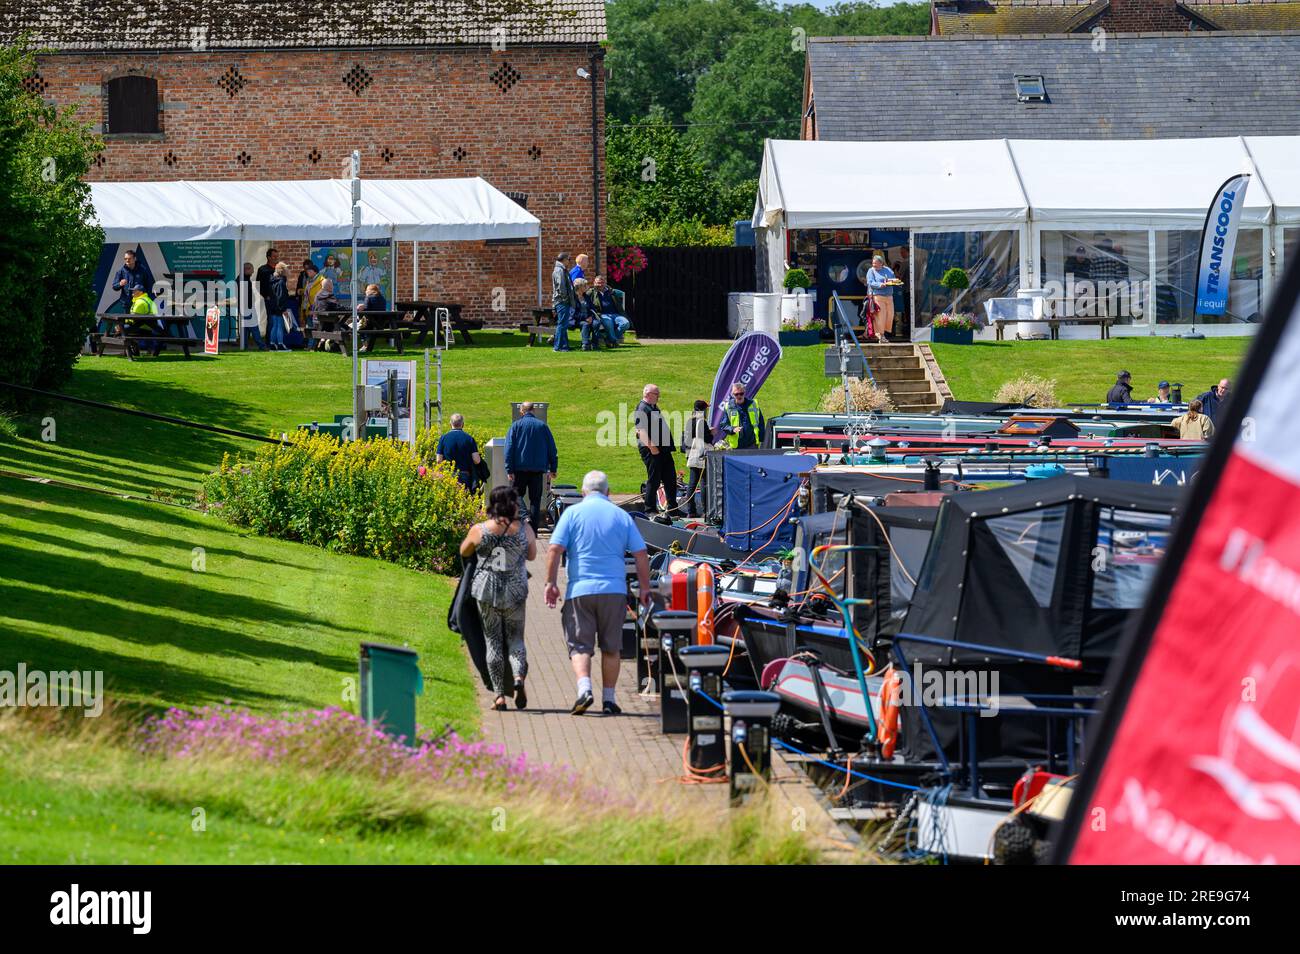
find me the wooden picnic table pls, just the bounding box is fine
[312,310,407,355]
[992,316,1113,340]
[519,307,556,346]
[93,312,200,359]
[395,300,483,345]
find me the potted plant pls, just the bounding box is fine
[930,312,978,345]
[781,267,815,327]
[779,317,823,346]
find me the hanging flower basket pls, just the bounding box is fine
[606,246,648,284]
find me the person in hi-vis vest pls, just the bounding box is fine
[722,381,765,449]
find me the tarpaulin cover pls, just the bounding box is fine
[722,453,815,553]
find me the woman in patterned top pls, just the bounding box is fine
[459,486,537,710]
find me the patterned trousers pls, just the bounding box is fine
[477,600,528,695]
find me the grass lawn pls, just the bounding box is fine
[0,719,821,865]
[0,475,475,732]
[931,337,1251,404]
[0,332,1254,500]
[0,332,828,496]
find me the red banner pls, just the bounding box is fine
[1064,267,1300,865]
[204,306,220,356]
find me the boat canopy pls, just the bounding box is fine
[842,503,939,645]
[902,475,1182,667]
[722,453,817,553]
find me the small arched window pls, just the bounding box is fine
[104,75,160,135]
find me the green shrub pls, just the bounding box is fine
[612,218,734,247]
[939,267,970,291]
[202,433,481,573]
[783,268,812,291]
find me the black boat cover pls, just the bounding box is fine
[843,503,938,644]
[940,399,1026,415]
[896,475,1182,764]
[902,475,1181,667]
[809,470,957,513]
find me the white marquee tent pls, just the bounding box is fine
[90,176,544,307]
[754,136,1300,335]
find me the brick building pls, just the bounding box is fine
[930,0,1300,35]
[4,0,607,326]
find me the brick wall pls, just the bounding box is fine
[1100,0,1190,32]
[35,44,605,326]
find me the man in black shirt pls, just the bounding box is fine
[1106,370,1133,405]
[111,249,155,311]
[256,247,278,303]
[634,383,678,516]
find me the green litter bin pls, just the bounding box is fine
[359,642,423,744]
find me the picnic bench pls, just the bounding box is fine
[312,310,407,355]
[993,316,1113,340]
[396,300,483,346]
[520,307,556,346]
[93,312,200,359]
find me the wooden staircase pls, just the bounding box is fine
[860,343,945,413]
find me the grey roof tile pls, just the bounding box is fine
[808,31,1300,141]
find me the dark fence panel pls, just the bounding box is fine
[607,245,755,339]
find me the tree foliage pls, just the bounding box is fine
[0,41,102,396]
[606,113,755,244]
[605,0,930,234]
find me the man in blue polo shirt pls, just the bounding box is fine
[545,470,651,715]
[434,413,482,489]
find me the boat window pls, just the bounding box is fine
[985,505,1067,608]
[1092,508,1172,610]
[889,527,932,606]
[807,528,847,598]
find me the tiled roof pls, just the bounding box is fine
[807,31,1300,142]
[933,0,1108,35]
[0,0,606,50]
[1186,0,1300,30]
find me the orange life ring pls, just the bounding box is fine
[695,563,715,645]
[879,666,903,759]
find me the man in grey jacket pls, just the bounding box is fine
[552,252,575,353]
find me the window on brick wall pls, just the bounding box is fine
[104,75,160,135]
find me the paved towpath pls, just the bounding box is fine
[468,538,861,860]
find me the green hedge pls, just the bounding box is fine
[0,42,103,398]
[202,433,481,573]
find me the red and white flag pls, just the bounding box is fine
[1062,263,1300,865]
